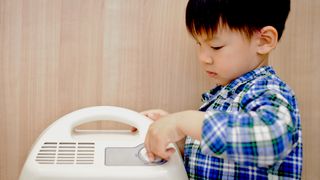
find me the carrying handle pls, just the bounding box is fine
[48,106,153,139]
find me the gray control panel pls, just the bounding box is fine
[105,144,166,166]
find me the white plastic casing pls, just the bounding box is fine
[19,106,188,180]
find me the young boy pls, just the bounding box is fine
[143,0,302,179]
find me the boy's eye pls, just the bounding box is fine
[211,46,224,50]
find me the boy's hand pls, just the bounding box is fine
[143,110,205,161]
[144,112,185,161]
[140,109,169,120]
[131,109,168,132]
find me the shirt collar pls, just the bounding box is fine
[201,66,276,102]
[201,85,222,102]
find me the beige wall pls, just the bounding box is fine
[0,0,319,179]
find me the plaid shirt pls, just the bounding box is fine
[184,66,302,179]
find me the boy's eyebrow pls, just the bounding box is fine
[206,36,219,42]
[195,34,219,43]
[203,35,220,43]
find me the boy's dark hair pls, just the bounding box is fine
[186,0,290,40]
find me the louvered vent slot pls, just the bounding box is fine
[76,142,95,164]
[35,142,95,165]
[35,142,57,164]
[57,142,76,164]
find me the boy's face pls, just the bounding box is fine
[195,26,266,86]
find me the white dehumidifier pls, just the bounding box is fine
[19,106,188,180]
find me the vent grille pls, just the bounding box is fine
[35,142,95,164]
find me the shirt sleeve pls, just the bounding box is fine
[200,89,297,168]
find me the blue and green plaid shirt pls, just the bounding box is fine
[184,66,302,179]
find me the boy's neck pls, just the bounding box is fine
[256,54,269,69]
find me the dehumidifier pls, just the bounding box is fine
[19,106,188,180]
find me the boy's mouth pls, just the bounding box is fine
[206,71,218,77]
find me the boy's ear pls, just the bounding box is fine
[255,26,278,55]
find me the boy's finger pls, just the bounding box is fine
[145,113,161,121]
[130,127,137,132]
[140,109,168,117]
[144,131,150,152]
[150,142,170,161]
[147,152,155,162]
[140,111,157,120]
[151,113,161,120]
[157,109,169,116]
[146,113,155,118]
[140,111,149,116]
[158,148,176,161]
[166,147,176,157]
[144,133,156,162]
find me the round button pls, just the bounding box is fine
[138,148,164,164]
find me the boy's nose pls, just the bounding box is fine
[198,50,213,64]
